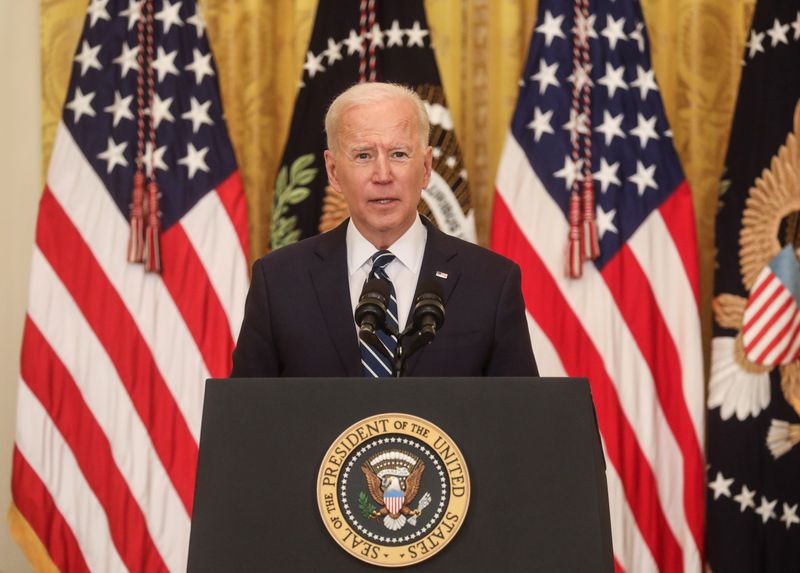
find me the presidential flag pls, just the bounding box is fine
[491,0,705,571]
[706,0,800,569]
[271,0,475,250]
[10,0,249,570]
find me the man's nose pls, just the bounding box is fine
[372,153,392,182]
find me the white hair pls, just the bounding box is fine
[324,82,430,151]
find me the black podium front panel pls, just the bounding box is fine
[187,377,613,572]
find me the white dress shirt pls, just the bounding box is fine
[346,215,428,332]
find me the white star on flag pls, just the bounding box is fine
[149,93,175,128]
[595,110,626,146]
[104,91,134,127]
[406,21,429,47]
[87,0,111,27]
[573,12,597,44]
[304,50,326,78]
[152,47,180,82]
[185,48,215,84]
[766,17,789,47]
[186,8,207,38]
[733,484,756,513]
[324,38,343,65]
[368,23,384,48]
[595,205,618,238]
[593,158,621,193]
[119,0,143,31]
[708,471,734,500]
[74,40,102,76]
[527,107,555,142]
[536,10,566,47]
[630,113,660,148]
[66,87,96,123]
[385,20,404,47]
[113,42,139,78]
[628,160,657,196]
[598,62,628,98]
[746,29,765,59]
[97,137,129,173]
[630,65,658,99]
[553,156,584,189]
[343,29,364,55]
[567,63,594,91]
[780,503,800,530]
[143,142,168,176]
[531,60,560,95]
[155,0,184,34]
[601,14,627,49]
[181,97,214,133]
[755,496,778,524]
[629,20,645,51]
[178,143,210,178]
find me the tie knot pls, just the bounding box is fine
[371,250,395,272]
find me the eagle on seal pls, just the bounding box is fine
[361,450,425,531]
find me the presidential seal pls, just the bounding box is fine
[317,413,470,567]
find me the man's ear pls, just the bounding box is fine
[323,150,342,194]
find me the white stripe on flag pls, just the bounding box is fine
[47,122,208,440]
[180,189,249,340]
[27,248,191,571]
[15,380,128,573]
[628,211,705,443]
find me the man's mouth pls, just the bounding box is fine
[370,198,398,205]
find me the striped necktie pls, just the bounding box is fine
[360,250,399,377]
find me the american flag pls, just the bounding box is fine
[491,0,705,571]
[11,0,248,571]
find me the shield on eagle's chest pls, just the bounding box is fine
[384,490,405,516]
[741,246,800,366]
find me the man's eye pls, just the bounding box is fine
[355,152,370,160]
[392,151,408,158]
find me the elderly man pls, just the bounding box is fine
[231,82,537,377]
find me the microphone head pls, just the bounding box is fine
[412,279,445,332]
[355,277,390,330]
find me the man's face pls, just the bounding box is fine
[324,97,432,248]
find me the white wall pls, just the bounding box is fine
[0,0,39,570]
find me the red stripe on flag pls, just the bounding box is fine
[753,299,796,362]
[602,245,705,554]
[658,182,700,307]
[745,294,791,352]
[214,171,249,261]
[161,223,235,378]
[773,312,800,364]
[747,272,775,307]
[742,276,780,336]
[492,194,684,572]
[36,188,197,513]
[12,447,91,573]
[20,318,168,573]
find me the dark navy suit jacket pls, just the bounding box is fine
[231,218,538,377]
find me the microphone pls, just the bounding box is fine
[411,280,445,338]
[355,278,391,350]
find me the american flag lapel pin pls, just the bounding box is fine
[435,271,448,279]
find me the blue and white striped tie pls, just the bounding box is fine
[360,250,399,377]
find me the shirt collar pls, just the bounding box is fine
[346,215,427,276]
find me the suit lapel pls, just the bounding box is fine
[403,221,461,375]
[309,222,363,376]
